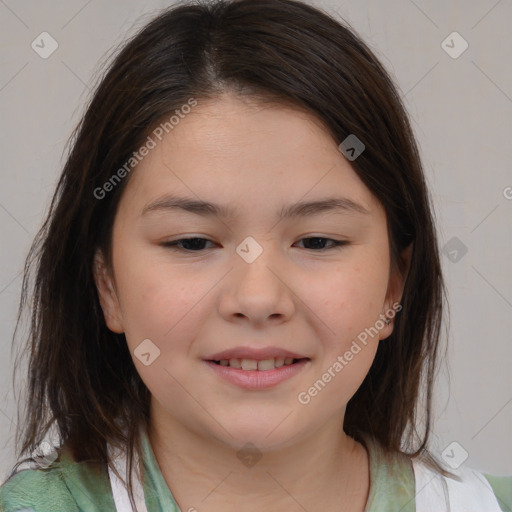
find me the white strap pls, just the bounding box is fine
[413,457,503,511]
[107,443,148,512]
[413,457,450,511]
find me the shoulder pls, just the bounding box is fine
[0,445,116,512]
[483,473,512,512]
[412,457,509,511]
[0,464,78,512]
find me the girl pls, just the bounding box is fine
[1,0,510,510]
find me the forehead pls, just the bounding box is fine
[118,94,382,219]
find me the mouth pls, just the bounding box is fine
[203,347,311,388]
[208,357,309,371]
[203,348,311,389]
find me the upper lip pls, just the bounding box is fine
[205,346,309,361]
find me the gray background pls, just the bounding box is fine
[1,0,511,482]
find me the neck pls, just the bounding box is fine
[147,405,370,512]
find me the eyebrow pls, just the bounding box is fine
[141,194,371,219]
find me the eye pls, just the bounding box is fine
[161,236,349,252]
[294,237,348,251]
[161,238,215,251]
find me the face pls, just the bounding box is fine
[94,94,407,451]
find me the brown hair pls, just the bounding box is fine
[8,0,452,508]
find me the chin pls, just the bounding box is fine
[205,412,302,452]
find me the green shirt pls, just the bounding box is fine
[1,429,510,511]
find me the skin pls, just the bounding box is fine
[94,94,410,511]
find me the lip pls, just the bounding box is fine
[204,359,310,390]
[205,346,308,361]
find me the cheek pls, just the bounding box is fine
[313,259,389,343]
[113,254,211,400]
[302,340,378,415]
[113,252,202,350]
[297,263,385,410]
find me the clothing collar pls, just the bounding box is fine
[139,426,416,512]
[139,424,180,511]
[358,432,415,512]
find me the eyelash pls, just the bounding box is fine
[161,237,349,252]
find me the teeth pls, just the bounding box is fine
[216,357,299,370]
[241,359,258,370]
[258,359,275,371]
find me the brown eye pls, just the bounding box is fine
[295,237,348,250]
[161,238,215,251]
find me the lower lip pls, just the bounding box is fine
[204,359,310,389]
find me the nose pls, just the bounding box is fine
[218,239,296,327]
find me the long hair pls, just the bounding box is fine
[8,0,451,508]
